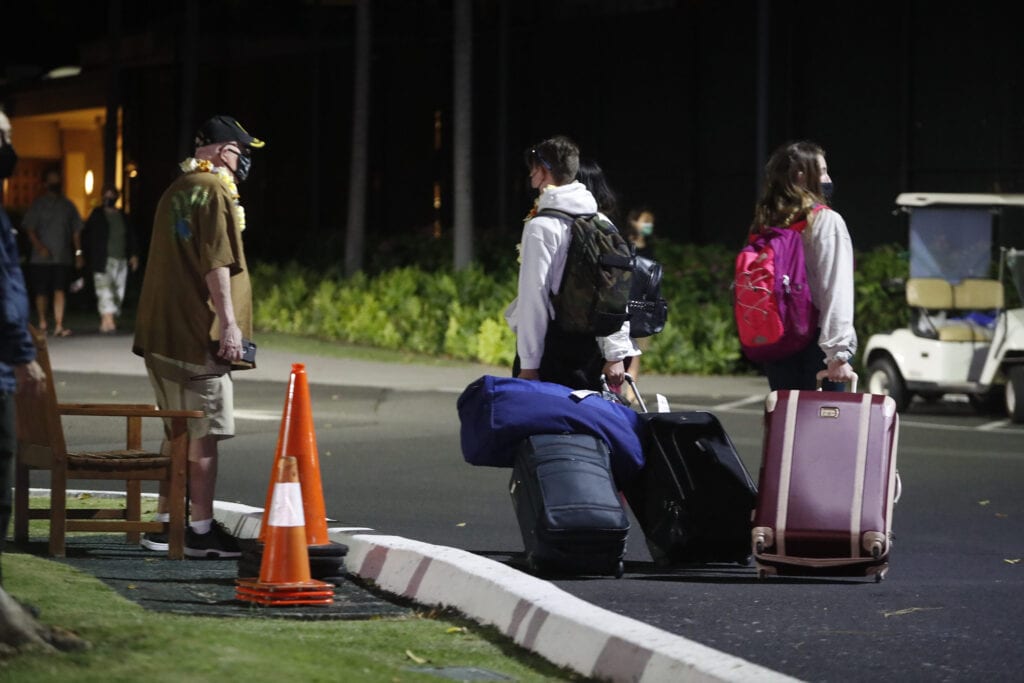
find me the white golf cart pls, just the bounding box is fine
[863,193,1024,423]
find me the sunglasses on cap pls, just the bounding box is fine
[529,148,552,171]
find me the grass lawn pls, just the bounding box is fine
[0,499,585,682]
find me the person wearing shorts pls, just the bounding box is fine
[22,169,84,337]
[133,115,264,558]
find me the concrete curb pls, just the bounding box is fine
[335,530,797,683]
[213,501,797,683]
[31,492,793,681]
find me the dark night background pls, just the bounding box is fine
[2,0,1023,268]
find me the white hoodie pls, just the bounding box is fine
[505,181,638,370]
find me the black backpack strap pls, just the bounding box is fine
[536,208,596,221]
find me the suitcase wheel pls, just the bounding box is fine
[614,561,624,579]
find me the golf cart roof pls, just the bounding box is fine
[897,192,1024,207]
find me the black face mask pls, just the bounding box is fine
[820,181,834,203]
[0,144,17,179]
[104,197,117,208]
[235,152,252,183]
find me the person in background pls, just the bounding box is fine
[619,205,661,384]
[84,185,139,333]
[750,140,856,390]
[506,137,635,391]
[0,110,46,584]
[627,206,657,260]
[576,158,620,226]
[133,114,263,558]
[22,170,84,337]
[575,159,641,391]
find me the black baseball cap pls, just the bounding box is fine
[194,115,265,150]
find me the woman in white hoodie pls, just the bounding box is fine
[506,136,637,390]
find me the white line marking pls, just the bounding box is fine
[712,394,764,411]
[676,400,1024,435]
[978,419,1011,431]
[233,409,283,421]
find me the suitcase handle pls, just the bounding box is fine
[600,373,648,413]
[815,369,859,393]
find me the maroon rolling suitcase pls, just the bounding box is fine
[751,378,900,581]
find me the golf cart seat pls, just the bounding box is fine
[906,277,1001,342]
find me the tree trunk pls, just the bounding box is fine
[0,588,89,654]
[344,0,372,277]
[452,0,474,270]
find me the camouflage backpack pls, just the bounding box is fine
[539,209,635,337]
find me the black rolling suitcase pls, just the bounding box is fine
[509,433,629,578]
[620,378,757,565]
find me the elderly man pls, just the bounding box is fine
[133,115,264,558]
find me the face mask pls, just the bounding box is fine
[0,144,16,179]
[104,197,117,208]
[235,152,252,182]
[820,181,834,203]
[639,222,654,237]
[47,182,62,193]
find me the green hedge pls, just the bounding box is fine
[252,243,909,375]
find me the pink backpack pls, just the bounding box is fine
[733,208,822,363]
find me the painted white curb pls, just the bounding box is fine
[38,494,795,682]
[330,530,797,683]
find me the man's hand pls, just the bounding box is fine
[518,368,540,381]
[217,322,244,362]
[15,360,46,397]
[128,255,139,272]
[602,359,625,386]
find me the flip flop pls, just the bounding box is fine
[54,328,73,337]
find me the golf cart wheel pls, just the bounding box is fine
[1007,366,1024,423]
[867,358,910,412]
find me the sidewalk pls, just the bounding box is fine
[42,332,789,683]
[44,331,770,399]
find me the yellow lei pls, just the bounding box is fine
[178,157,246,231]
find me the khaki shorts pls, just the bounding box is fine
[145,352,234,453]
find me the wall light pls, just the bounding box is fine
[84,170,94,195]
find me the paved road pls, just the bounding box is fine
[45,334,1024,682]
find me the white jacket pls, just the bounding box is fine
[803,207,858,363]
[505,181,638,369]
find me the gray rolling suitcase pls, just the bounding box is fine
[509,433,629,578]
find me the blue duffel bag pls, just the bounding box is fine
[456,375,644,486]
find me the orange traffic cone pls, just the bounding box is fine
[258,363,330,546]
[240,363,346,582]
[236,456,334,606]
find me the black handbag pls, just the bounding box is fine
[628,255,668,338]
